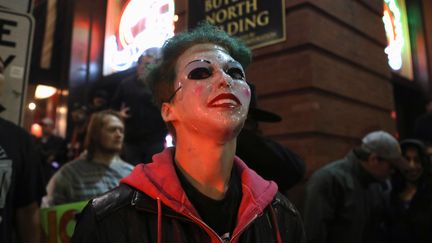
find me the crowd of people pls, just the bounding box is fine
[1,23,432,243]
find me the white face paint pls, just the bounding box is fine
[169,43,251,140]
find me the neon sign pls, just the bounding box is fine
[383,0,404,71]
[382,0,413,80]
[103,0,175,75]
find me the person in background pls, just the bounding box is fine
[304,130,409,243]
[414,99,432,163]
[88,89,110,114]
[237,82,305,192]
[111,47,167,165]
[36,117,67,184]
[414,99,432,144]
[66,103,89,160]
[0,58,42,243]
[44,110,133,206]
[386,139,432,243]
[72,22,305,243]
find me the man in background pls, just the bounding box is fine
[111,48,167,165]
[304,130,408,243]
[0,59,42,242]
[36,117,67,185]
[67,103,89,160]
[45,110,133,206]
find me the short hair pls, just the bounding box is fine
[138,47,161,64]
[148,22,252,109]
[84,110,123,160]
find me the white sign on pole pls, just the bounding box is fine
[0,0,33,13]
[0,9,34,125]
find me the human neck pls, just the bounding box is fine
[174,134,237,200]
[91,151,119,166]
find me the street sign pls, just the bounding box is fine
[0,0,33,13]
[0,8,34,125]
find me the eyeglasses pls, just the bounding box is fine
[185,59,245,81]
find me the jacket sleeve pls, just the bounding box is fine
[274,193,306,243]
[303,170,338,243]
[71,202,100,243]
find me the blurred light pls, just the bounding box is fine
[390,110,397,119]
[51,161,60,169]
[56,105,68,138]
[58,106,67,114]
[31,123,42,137]
[28,102,36,110]
[173,14,179,22]
[61,90,69,96]
[35,85,57,99]
[103,0,175,75]
[382,0,414,80]
[165,134,174,147]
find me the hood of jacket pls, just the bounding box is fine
[121,147,278,237]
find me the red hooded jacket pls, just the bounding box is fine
[72,148,305,243]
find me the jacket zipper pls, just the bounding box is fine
[132,192,262,242]
[186,212,226,242]
[132,195,224,242]
[229,213,258,243]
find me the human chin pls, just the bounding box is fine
[207,108,247,137]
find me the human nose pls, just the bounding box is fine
[216,71,233,89]
[407,158,416,168]
[115,128,123,137]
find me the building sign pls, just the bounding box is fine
[103,0,175,76]
[188,0,286,49]
[0,9,34,125]
[40,200,88,243]
[383,0,413,80]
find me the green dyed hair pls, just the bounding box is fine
[148,22,252,108]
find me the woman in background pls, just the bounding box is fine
[387,139,432,243]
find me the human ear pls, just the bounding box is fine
[161,102,175,122]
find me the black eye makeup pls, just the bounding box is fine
[225,61,245,80]
[184,59,245,81]
[185,60,212,80]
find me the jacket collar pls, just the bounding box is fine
[121,147,278,232]
[348,150,382,187]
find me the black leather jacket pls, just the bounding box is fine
[72,184,305,243]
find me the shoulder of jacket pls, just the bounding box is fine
[271,192,301,217]
[90,184,137,220]
[310,158,348,180]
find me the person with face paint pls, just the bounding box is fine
[385,139,432,243]
[72,23,306,243]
